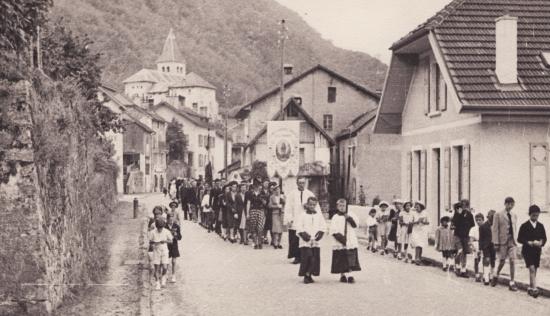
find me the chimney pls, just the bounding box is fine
[495,14,518,84]
[283,63,294,82]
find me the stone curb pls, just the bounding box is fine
[138,208,152,316]
[356,236,550,298]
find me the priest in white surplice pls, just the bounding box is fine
[285,177,320,264]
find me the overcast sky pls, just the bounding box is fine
[275,0,451,63]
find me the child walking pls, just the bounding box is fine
[474,211,496,285]
[148,217,173,290]
[398,201,414,262]
[330,199,361,283]
[517,205,547,298]
[365,208,378,252]
[435,216,455,271]
[166,214,182,283]
[201,188,213,232]
[410,201,430,265]
[296,196,327,284]
[377,201,392,255]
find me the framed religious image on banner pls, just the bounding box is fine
[267,121,301,178]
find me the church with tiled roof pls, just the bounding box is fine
[123,29,219,120]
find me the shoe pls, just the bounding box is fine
[442,266,448,272]
[263,238,269,245]
[475,274,482,283]
[244,242,249,246]
[380,251,385,256]
[460,272,469,278]
[308,276,315,283]
[292,259,300,264]
[415,260,421,266]
[397,256,403,261]
[490,276,498,287]
[347,277,355,284]
[155,281,161,290]
[258,244,263,249]
[161,276,167,287]
[278,245,283,249]
[483,280,490,286]
[254,245,259,249]
[509,283,518,292]
[340,275,348,283]
[532,289,540,298]
[170,275,176,283]
[304,276,313,284]
[404,258,409,263]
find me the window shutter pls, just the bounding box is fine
[407,151,413,201]
[441,82,448,112]
[425,59,431,115]
[421,149,427,205]
[444,147,451,211]
[462,144,471,201]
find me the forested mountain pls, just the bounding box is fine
[50,0,387,105]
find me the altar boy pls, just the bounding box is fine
[295,196,327,284]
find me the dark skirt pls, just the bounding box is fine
[522,246,542,268]
[331,248,361,274]
[248,209,266,235]
[299,247,321,276]
[167,242,180,258]
[388,223,398,242]
[264,208,273,231]
[288,229,300,259]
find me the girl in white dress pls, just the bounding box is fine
[410,201,430,265]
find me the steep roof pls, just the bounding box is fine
[122,69,215,90]
[235,64,380,118]
[156,28,185,64]
[153,102,226,138]
[246,98,335,148]
[396,0,550,107]
[335,108,378,141]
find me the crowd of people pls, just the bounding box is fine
[149,177,547,298]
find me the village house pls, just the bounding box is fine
[99,85,168,193]
[374,0,550,228]
[336,108,401,204]
[243,97,335,205]
[229,64,380,198]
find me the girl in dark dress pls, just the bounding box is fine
[388,199,403,257]
[517,205,547,298]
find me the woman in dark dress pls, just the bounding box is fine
[517,205,547,298]
[388,199,403,258]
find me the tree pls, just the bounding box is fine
[167,119,188,162]
[41,19,121,134]
[249,160,268,182]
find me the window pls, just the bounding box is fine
[162,67,165,72]
[428,60,448,114]
[198,154,203,167]
[200,106,207,116]
[192,102,198,111]
[286,105,299,117]
[299,148,305,166]
[327,87,336,103]
[323,114,333,131]
[409,149,427,203]
[145,163,150,175]
[167,66,170,72]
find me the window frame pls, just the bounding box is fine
[323,114,333,131]
[327,86,337,103]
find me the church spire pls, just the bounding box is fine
[156,28,185,74]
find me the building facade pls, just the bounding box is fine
[374,0,550,228]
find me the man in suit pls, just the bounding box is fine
[491,196,518,291]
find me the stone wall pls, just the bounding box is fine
[0,75,118,315]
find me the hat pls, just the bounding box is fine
[379,201,389,207]
[270,183,280,190]
[529,204,541,215]
[415,200,426,210]
[440,216,450,223]
[228,181,238,187]
[369,207,377,214]
[505,197,515,204]
[169,201,179,208]
[393,198,404,205]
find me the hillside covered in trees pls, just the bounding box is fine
[50,0,387,105]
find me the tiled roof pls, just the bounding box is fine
[235,64,380,118]
[246,98,335,148]
[123,69,215,90]
[335,108,378,140]
[396,0,550,107]
[152,102,226,139]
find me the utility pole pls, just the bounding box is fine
[223,84,230,180]
[278,19,287,120]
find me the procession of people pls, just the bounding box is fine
[149,176,547,298]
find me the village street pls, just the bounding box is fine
[137,194,549,316]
